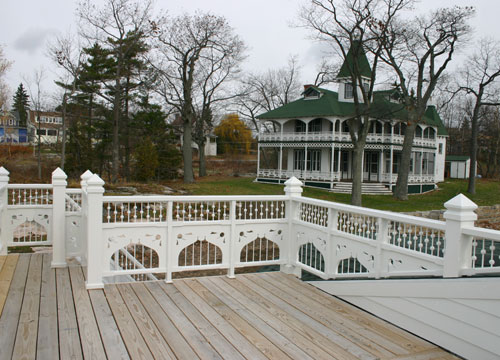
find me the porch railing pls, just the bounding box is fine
[0,166,499,290]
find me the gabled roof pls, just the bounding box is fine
[337,40,372,79]
[256,87,448,135]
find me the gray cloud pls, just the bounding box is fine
[13,28,57,54]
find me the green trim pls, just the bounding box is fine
[446,155,469,162]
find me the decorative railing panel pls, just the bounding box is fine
[337,211,378,240]
[8,185,52,206]
[463,226,500,274]
[388,221,445,257]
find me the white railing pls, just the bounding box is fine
[1,166,499,290]
[260,131,437,147]
[258,169,338,182]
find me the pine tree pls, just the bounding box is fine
[11,83,30,126]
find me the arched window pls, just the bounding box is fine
[424,127,435,139]
[342,121,349,133]
[416,126,423,138]
[294,120,306,133]
[384,122,391,135]
[335,120,340,132]
[308,118,322,132]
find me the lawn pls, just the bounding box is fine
[167,176,500,212]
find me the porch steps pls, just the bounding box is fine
[331,182,393,195]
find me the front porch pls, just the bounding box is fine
[0,253,458,359]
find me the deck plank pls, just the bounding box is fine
[187,278,292,360]
[89,289,130,360]
[117,283,176,359]
[56,267,83,360]
[130,282,199,360]
[0,254,19,316]
[104,284,154,360]
[253,272,409,356]
[0,254,30,360]
[69,266,107,359]
[273,272,433,351]
[225,275,369,360]
[37,254,59,360]
[12,253,43,360]
[144,281,222,360]
[159,281,246,360]
[175,279,268,360]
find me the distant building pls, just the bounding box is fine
[0,111,28,144]
[445,155,474,179]
[28,110,64,144]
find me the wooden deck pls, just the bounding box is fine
[0,253,458,360]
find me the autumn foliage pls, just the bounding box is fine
[214,114,253,155]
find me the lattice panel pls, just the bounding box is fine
[298,242,325,273]
[236,200,285,220]
[240,238,280,263]
[388,221,445,257]
[337,211,377,240]
[173,201,230,222]
[13,220,47,243]
[178,240,223,267]
[299,203,328,227]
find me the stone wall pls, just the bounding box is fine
[404,205,500,230]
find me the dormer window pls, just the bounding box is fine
[303,86,321,99]
[345,83,353,99]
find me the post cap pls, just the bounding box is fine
[52,167,68,180]
[80,170,93,181]
[284,176,303,196]
[443,194,477,222]
[0,167,9,176]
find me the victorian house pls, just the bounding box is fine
[256,46,447,194]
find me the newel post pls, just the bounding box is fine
[79,170,93,266]
[282,177,303,277]
[443,194,477,278]
[0,167,10,255]
[51,168,68,268]
[85,174,105,289]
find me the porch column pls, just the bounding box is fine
[278,121,284,178]
[420,150,424,183]
[331,119,335,183]
[257,142,261,177]
[0,167,9,255]
[337,148,342,180]
[390,123,394,187]
[304,120,309,181]
[379,150,383,182]
[51,168,68,268]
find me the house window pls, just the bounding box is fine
[345,83,353,99]
[424,127,435,139]
[307,150,321,171]
[37,129,46,135]
[392,153,400,173]
[47,129,57,136]
[342,121,349,133]
[294,149,305,170]
[416,126,422,138]
[295,120,306,133]
[438,143,443,154]
[308,118,322,132]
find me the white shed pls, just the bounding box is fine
[445,155,471,179]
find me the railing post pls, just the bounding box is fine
[51,168,68,268]
[374,217,390,279]
[85,174,105,289]
[282,177,303,277]
[326,208,339,278]
[228,200,237,278]
[443,194,477,278]
[166,200,173,283]
[0,167,9,255]
[79,170,93,266]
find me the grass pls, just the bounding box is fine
[165,176,500,212]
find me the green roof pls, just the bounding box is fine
[337,41,372,79]
[257,87,449,136]
[446,155,469,162]
[424,105,448,136]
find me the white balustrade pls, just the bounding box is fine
[1,167,499,289]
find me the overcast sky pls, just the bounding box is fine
[1,0,499,106]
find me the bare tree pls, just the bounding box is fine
[456,38,500,194]
[237,55,301,134]
[48,34,84,170]
[77,0,157,182]
[375,6,474,200]
[24,69,46,180]
[299,0,409,206]
[152,12,244,183]
[0,45,12,111]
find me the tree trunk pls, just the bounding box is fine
[351,142,364,206]
[467,97,482,194]
[394,122,417,200]
[61,93,67,170]
[198,140,207,177]
[182,118,195,183]
[123,76,131,182]
[111,75,121,183]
